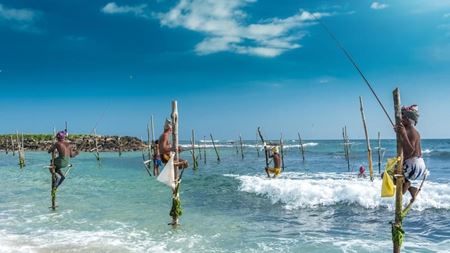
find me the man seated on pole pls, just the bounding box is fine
[394,105,427,202]
[48,131,79,188]
[265,146,282,178]
[159,119,188,169]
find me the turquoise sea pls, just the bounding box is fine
[1,139,449,253]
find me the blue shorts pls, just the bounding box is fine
[154,159,163,167]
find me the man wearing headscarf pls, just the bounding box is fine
[265,146,282,178]
[395,104,427,202]
[48,130,79,188]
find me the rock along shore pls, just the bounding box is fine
[0,134,147,152]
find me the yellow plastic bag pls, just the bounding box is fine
[381,157,400,197]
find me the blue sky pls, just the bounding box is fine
[0,0,449,140]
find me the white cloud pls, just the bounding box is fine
[0,4,39,32]
[0,4,35,21]
[158,0,331,57]
[101,2,148,18]
[370,2,389,10]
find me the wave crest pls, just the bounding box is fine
[231,173,450,211]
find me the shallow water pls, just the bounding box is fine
[1,139,449,252]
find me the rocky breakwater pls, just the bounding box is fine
[0,134,147,152]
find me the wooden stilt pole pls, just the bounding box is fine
[203,136,207,165]
[359,96,374,181]
[280,133,285,172]
[210,134,220,162]
[342,127,348,171]
[118,137,122,157]
[18,131,25,168]
[345,126,351,171]
[147,120,153,170]
[378,132,382,174]
[191,129,198,169]
[239,134,244,160]
[11,135,15,156]
[197,132,202,160]
[5,136,9,155]
[151,115,155,141]
[50,129,57,210]
[393,88,404,253]
[170,100,181,225]
[298,132,305,162]
[94,128,100,161]
[255,131,260,158]
[234,141,239,155]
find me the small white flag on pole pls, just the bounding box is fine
[157,153,176,190]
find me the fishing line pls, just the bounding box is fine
[310,13,395,127]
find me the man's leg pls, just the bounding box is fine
[402,180,411,195]
[265,167,271,178]
[55,169,65,187]
[408,186,419,202]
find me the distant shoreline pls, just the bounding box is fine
[0,134,146,152]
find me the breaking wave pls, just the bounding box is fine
[229,172,450,211]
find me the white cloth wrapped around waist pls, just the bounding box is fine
[403,157,427,186]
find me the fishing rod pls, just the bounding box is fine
[311,13,395,127]
[257,127,270,170]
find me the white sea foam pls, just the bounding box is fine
[0,228,180,253]
[422,149,433,154]
[229,172,450,211]
[180,142,318,149]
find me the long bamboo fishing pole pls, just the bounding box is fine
[359,96,374,181]
[210,134,220,162]
[311,13,394,127]
[257,127,269,173]
[298,132,305,162]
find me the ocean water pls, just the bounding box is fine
[1,139,449,253]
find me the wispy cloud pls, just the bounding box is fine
[370,2,389,10]
[101,2,148,18]
[0,3,39,32]
[157,0,332,57]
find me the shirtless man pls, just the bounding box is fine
[48,131,79,188]
[159,119,188,169]
[265,146,282,178]
[394,105,427,202]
